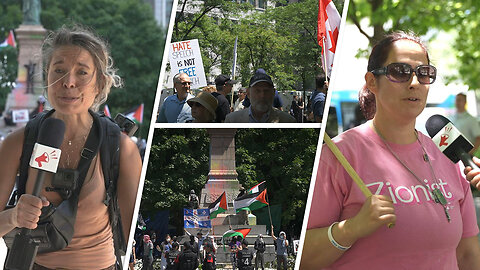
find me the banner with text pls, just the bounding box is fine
[169,39,207,89]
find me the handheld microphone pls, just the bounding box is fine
[425,114,478,170]
[5,117,65,270]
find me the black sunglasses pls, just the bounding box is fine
[179,81,191,86]
[370,63,437,85]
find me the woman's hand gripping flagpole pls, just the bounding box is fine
[323,133,395,228]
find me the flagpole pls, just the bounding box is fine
[265,190,273,228]
[230,36,238,110]
[322,36,329,84]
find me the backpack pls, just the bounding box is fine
[15,109,126,268]
[178,250,198,270]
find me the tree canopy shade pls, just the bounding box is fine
[143,128,320,237]
[348,0,480,89]
[0,0,166,137]
[173,0,344,90]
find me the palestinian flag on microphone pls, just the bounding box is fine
[222,228,251,239]
[248,181,266,194]
[233,189,268,212]
[209,192,227,219]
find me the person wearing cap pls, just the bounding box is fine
[212,74,237,122]
[309,74,328,123]
[237,239,254,270]
[157,72,194,123]
[234,87,247,111]
[225,71,295,123]
[271,225,288,270]
[254,234,266,270]
[202,241,216,270]
[187,91,218,123]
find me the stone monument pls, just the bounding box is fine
[200,128,244,225]
[197,129,274,264]
[5,0,47,112]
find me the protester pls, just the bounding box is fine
[451,93,480,154]
[177,241,199,270]
[225,70,295,123]
[310,74,328,123]
[187,91,218,123]
[291,95,303,123]
[129,240,136,270]
[229,237,240,270]
[202,242,216,270]
[301,31,480,269]
[271,226,288,270]
[157,72,194,123]
[160,234,173,270]
[212,74,237,122]
[143,234,154,270]
[0,25,141,269]
[236,239,254,270]
[165,242,180,270]
[254,234,266,270]
[234,87,247,111]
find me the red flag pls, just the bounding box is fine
[317,0,340,77]
[103,104,111,117]
[0,30,16,48]
[125,104,144,123]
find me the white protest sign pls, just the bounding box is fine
[169,39,207,89]
[12,109,29,123]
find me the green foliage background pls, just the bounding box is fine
[0,0,166,137]
[348,0,480,89]
[143,128,320,237]
[174,0,344,90]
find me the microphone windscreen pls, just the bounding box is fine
[425,114,450,138]
[37,118,65,148]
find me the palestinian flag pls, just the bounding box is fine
[222,228,251,239]
[103,104,111,118]
[124,104,144,123]
[233,189,268,212]
[248,181,266,194]
[0,30,16,49]
[209,192,227,219]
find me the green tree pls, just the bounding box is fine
[0,1,22,112]
[173,0,343,90]
[348,0,480,88]
[142,128,320,237]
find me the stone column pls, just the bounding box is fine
[5,24,47,111]
[200,129,244,225]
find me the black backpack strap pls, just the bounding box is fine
[17,110,55,200]
[96,112,125,269]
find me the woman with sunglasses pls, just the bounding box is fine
[300,31,480,269]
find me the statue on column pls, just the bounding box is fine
[188,190,199,209]
[22,0,41,25]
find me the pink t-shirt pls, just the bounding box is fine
[307,122,479,270]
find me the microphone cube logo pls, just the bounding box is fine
[29,143,61,173]
[432,122,461,152]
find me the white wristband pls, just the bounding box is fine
[327,222,351,251]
